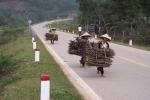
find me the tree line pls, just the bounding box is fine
[76,0,150,45]
[0,0,78,26]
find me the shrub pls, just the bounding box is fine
[0,53,16,75]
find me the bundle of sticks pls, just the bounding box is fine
[68,39,88,56]
[85,48,115,67]
[68,38,115,67]
[45,33,58,41]
[86,48,115,58]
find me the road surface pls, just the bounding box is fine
[32,20,150,100]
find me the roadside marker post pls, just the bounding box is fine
[33,41,36,50]
[32,37,35,43]
[40,74,50,100]
[34,48,40,62]
[129,39,133,46]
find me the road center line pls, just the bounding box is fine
[117,56,148,68]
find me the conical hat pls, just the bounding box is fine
[100,34,111,41]
[81,32,91,37]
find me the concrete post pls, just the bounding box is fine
[32,37,35,43]
[40,74,50,100]
[33,41,36,50]
[129,39,133,46]
[34,48,40,62]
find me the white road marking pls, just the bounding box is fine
[117,56,148,67]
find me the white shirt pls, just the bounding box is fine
[78,27,82,32]
[101,43,107,48]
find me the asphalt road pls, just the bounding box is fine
[32,21,150,100]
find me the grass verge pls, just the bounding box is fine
[0,30,83,100]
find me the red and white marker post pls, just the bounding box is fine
[32,37,35,43]
[40,74,50,100]
[33,40,36,50]
[34,48,40,62]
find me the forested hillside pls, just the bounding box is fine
[0,0,78,26]
[77,0,150,45]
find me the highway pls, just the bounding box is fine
[32,20,150,100]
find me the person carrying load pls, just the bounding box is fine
[97,33,111,76]
[80,32,91,67]
[45,28,58,44]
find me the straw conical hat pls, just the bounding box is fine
[100,34,111,41]
[81,32,91,37]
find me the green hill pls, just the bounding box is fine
[0,0,78,25]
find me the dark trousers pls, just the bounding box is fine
[51,39,54,44]
[79,31,81,36]
[97,67,104,76]
[80,57,85,67]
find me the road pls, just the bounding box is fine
[32,20,150,100]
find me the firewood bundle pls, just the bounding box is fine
[68,39,88,56]
[85,48,115,67]
[86,57,112,67]
[86,48,115,58]
[68,38,115,67]
[45,33,58,41]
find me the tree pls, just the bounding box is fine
[76,0,150,45]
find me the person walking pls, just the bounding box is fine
[80,32,91,67]
[78,25,82,36]
[97,33,111,76]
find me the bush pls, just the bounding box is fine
[0,34,11,45]
[130,33,150,46]
[0,53,16,75]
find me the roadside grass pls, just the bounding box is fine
[0,27,26,45]
[112,40,150,51]
[0,31,83,100]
